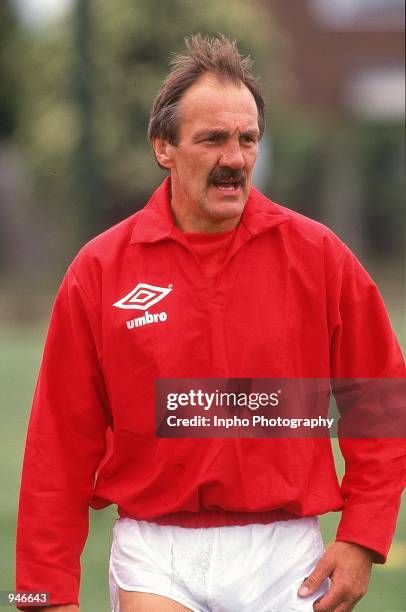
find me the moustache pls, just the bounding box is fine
[208,167,246,186]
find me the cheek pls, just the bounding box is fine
[247,150,258,168]
[187,164,211,186]
[177,151,216,188]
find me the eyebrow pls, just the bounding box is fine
[193,128,260,142]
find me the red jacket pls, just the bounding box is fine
[16,178,405,607]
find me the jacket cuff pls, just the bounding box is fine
[16,560,79,609]
[335,498,401,564]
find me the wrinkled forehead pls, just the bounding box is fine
[178,73,259,137]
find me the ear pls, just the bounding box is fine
[152,138,175,169]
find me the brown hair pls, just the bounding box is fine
[148,34,265,148]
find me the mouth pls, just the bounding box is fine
[210,179,243,192]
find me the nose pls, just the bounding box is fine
[218,140,245,170]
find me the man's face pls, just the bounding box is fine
[154,73,260,232]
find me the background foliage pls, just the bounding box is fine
[0,1,404,610]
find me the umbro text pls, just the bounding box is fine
[126,311,167,329]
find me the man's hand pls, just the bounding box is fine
[298,541,373,611]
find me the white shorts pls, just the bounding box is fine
[109,516,329,612]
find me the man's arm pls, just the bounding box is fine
[299,245,405,610]
[328,248,405,560]
[16,266,110,609]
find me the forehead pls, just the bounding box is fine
[178,73,259,137]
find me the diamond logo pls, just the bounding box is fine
[113,283,172,310]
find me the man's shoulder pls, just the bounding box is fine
[70,208,143,273]
[250,189,355,279]
[253,188,345,247]
[70,180,170,275]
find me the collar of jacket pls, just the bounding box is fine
[130,176,290,246]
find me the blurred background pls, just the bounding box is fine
[0,0,404,610]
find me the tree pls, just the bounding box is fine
[16,0,278,247]
[0,0,19,140]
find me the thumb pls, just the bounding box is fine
[298,557,332,597]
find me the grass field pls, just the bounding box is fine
[0,323,405,612]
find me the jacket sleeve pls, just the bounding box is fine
[16,265,111,607]
[328,246,406,563]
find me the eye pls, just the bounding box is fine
[241,134,256,144]
[207,134,223,143]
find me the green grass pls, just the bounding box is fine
[1,324,405,611]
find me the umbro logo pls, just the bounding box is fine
[113,282,172,310]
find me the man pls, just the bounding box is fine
[16,35,405,612]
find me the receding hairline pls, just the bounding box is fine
[169,72,260,139]
[181,70,256,95]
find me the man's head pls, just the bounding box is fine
[149,35,265,232]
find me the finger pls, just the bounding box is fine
[334,602,357,612]
[298,557,334,596]
[313,588,354,612]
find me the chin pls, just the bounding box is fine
[207,202,245,222]
[211,193,246,211]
